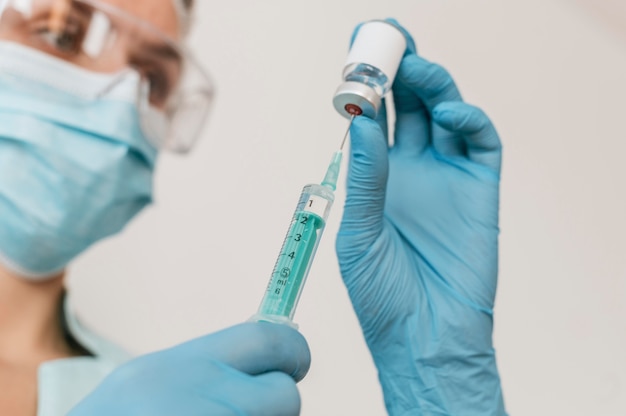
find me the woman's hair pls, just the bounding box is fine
[182,0,193,10]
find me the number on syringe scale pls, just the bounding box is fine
[272,215,305,295]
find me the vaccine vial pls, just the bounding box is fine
[333,20,407,119]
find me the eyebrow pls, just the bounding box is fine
[141,42,183,63]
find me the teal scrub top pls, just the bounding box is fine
[37,297,131,416]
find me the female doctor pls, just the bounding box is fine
[0,0,507,415]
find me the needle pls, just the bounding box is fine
[322,115,356,190]
[340,115,355,151]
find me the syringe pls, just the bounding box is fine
[251,117,355,328]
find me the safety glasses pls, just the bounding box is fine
[0,0,214,153]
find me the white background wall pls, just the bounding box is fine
[69,1,626,414]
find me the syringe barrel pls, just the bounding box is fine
[254,184,334,326]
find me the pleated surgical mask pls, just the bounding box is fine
[0,41,158,280]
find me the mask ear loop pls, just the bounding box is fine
[93,68,138,99]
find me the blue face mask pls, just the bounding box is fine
[0,42,160,280]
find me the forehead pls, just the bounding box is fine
[97,0,180,40]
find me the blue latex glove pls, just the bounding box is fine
[336,21,507,415]
[69,323,310,416]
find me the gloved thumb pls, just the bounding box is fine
[175,322,311,382]
[337,116,389,255]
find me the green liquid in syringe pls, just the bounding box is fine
[260,210,325,317]
[254,148,342,325]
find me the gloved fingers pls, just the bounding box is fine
[338,116,389,247]
[431,123,466,158]
[396,54,463,113]
[251,372,302,416]
[432,101,502,173]
[206,371,301,416]
[177,322,311,382]
[392,56,462,156]
[391,104,431,156]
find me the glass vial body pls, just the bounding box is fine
[333,20,407,119]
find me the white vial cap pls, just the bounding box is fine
[345,20,407,85]
[333,82,381,119]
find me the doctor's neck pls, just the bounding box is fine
[0,265,73,363]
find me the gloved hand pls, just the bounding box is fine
[336,20,507,415]
[69,323,310,416]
